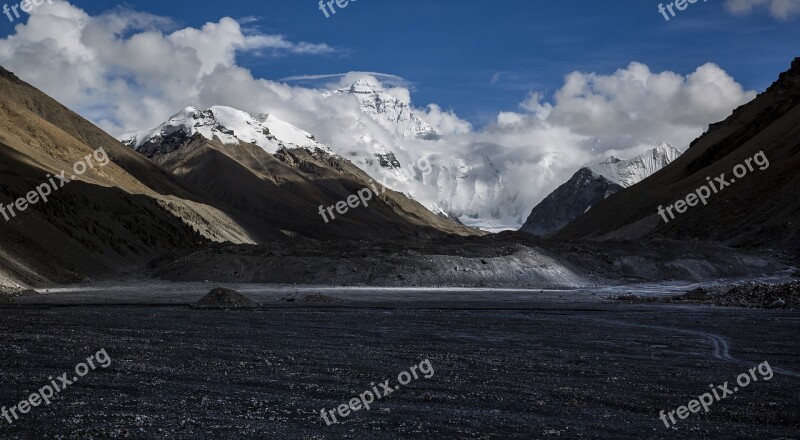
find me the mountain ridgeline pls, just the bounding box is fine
[1,58,798,290]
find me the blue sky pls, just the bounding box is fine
[1,0,797,126]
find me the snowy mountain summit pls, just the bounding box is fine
[586,143,682,188]
[326,79,435,138]
[119,106,332,156]
[320,80,513,226]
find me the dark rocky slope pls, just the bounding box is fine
[521,168,623,236]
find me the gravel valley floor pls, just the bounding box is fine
[0,284,798,439]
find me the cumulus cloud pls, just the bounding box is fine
[0,1,758,227]
[725,0,800,19]
[0,1,334,133]
[541,62,754,148]
[419,104,473,135]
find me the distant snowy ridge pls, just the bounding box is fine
[520,144,683,236]
[587,143,682,188]
[119,106,332,155]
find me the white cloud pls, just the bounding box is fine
[0,1,758,227]
[544,62,754,146]
[725,0,800,19]
[420,104,473,135]
[0,1,334,134]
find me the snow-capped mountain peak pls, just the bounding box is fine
[587,143,682,188]
[119,106,331,155]
[347,78,382,94]
[325,80,435,138]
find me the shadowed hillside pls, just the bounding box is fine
[556,58,800,258]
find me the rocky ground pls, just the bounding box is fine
[0,286,798,439]
[614,281,800,310]
[193,287,258,309]
[711,281,800,309]
[0,287,38,302]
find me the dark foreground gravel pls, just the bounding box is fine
[0,301,798,439]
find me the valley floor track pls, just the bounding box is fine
[0,288,798,439]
